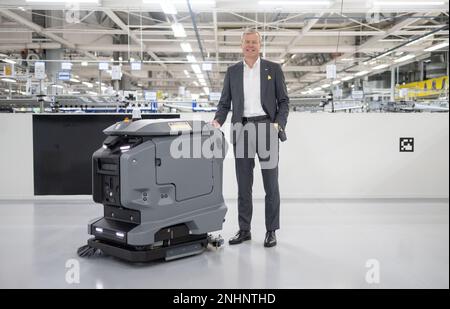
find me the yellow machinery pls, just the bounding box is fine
[396,76,449,100]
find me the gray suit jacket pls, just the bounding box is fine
[214,58,290,132]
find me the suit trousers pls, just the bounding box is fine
[233,119,280,232]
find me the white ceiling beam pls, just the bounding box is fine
[291,12,440,92]
[279,13,323,60]
[0,43,62,50]
[74,45,425,53]
[71,64,323,74]
[0,43,430,54]
[2,27,446,38]
[101,7,175,77]
[7,29,389,37]
[0,8,97,60]
[0,9,153,83]
[0,0,448,13]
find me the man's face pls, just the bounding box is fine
[241,33,261,59]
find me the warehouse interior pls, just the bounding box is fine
[0,0,448,289]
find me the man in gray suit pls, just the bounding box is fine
[211,28,289,248]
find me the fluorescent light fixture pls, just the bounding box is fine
[259,1,331,6]
[341,76,354,81]
[61,62,72,70]
[332,80,341,85]
[394,54,416,63]
[82,81,93,88]
[202,63,212,71]
[1,78,16,83]
[198,78,206,83]
[26,0,99,3]
[341,58,354,62]
[187,0,215,4]
[2,58,16,64]
[116,232,125,238]
[98,62,109,70]
[203,87,210,95]
[87,91,97,96]
[355,70,370,76]
[191,64,202,74]
[372,64,389,70]
[184,69,190,76]
[81,61,88,66]
[373,1,445,6]
[95,227,103,233]
[131,62,141,71]
[52,84,64,89]
[373,51,392,60]
[171,23,186,38]
[313,87,322,91]
[364,60,377,65]
[187,54,197,63]
[405,33,434,47]
[379,39,406,42]
[193,81,199,86]
[180,42,193,52]
[424,41,449,52]
[145,0,215,3]
[321,84,330,88]
[160,1,177,15]
[300,91,308,95]
[120,145,131,151]
[195,73,204,79]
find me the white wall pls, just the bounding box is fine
[180,112,449,199]
[0,114,34,199]
[0,113,448,199]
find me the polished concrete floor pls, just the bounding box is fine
[0,198,448,289]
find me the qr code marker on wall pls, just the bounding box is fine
[400,137,414,152]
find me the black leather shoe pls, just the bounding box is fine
[229,230,251,245]
[264,231,277,247]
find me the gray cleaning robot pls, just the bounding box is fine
[78,118,227,262]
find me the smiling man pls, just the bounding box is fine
[211,28,289,248]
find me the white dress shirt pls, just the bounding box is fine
[243,57,266,117]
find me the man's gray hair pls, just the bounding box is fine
[241,28,262,42]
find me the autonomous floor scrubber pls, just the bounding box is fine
[78,117,227,262]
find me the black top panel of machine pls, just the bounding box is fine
[103,119,215,137]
